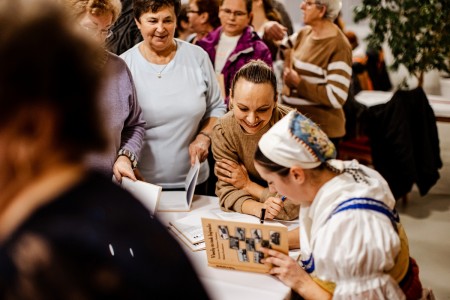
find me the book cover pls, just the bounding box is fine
[201,218,288,273]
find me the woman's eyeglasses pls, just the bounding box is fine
[82,25,113,39]
[220,8,247,18]
[302,1,323,8]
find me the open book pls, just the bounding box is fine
[120,177,162,215]
[158,157,200,212]
[202,218,288,273]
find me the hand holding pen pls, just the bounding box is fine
[261,195,286,221]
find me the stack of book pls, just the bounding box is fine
[168,215,206,251]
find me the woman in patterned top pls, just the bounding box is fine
[281,0,352,145]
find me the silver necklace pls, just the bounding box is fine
[150,63,169,78]
[141,43,175,79]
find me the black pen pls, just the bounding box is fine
[260,208,266,224]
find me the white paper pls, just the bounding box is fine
[168,225,206,251]
[158,157,200,212]
[169,210,218,244]
[119,178,162,215]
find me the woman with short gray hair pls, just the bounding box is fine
[315,0,342,21]
[280,0,352,146]
[65,0,146,182]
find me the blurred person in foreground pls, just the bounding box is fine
[0,1,209,298]
[254,111,423,299]
[64,0,146,182]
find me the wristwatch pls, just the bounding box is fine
[117,148,137,169]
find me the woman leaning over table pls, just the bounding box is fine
[281,0,352,145]
[196,0,272,105]
[66,0,146,182]
[212,60,300,227]
[120,0,226,193]
[254,111,423,299]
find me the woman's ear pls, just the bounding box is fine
[199,12,209,24]
[319,5,327,19]
[290,166,305,184]
[248,12,253,25]
[134,18,141,29]
[180,19,190,30]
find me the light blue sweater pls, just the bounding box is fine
[121,39,226,188]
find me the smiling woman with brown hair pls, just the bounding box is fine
[211,60,299,222]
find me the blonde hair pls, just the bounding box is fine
[66,0,122,23]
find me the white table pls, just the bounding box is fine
[355,90,450,122]
[156,194,292,300]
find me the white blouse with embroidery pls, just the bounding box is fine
[299,160,406,299]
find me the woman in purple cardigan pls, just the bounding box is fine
[66,0,146,182]
[197,0,272,106]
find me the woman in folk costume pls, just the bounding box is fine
[254,110,423,299]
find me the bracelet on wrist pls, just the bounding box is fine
[117,148,137,169]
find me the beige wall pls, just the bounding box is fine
[279,0,362,31]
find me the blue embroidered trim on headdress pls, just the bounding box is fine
[288,111,337,162]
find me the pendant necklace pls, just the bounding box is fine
[142,43,175,79]
[150,63,169,78]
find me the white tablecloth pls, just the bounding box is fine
[355,90,450,119]
[157,194,292,300]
